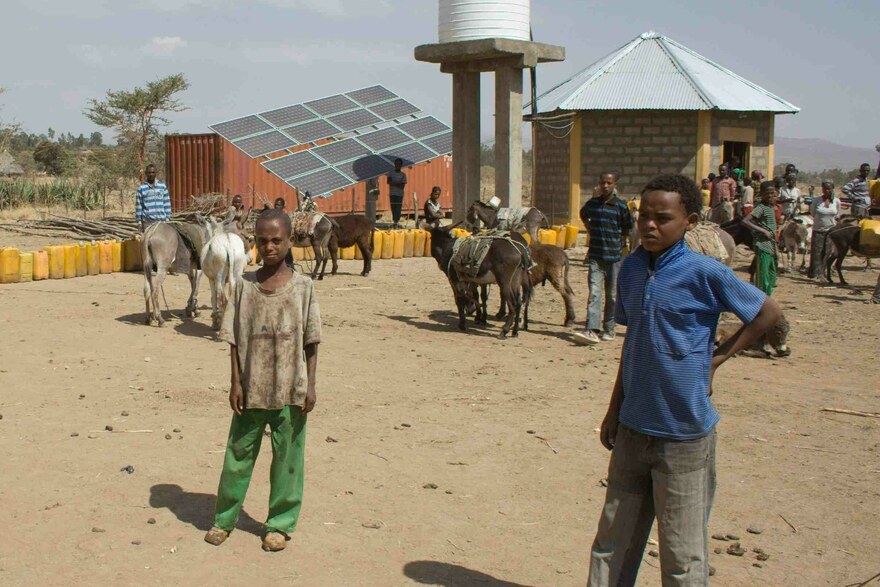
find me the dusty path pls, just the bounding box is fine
[0,248,877,586]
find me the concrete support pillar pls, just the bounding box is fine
[494,66,523,208]
[695,111,712,184]
[452,71,481,222]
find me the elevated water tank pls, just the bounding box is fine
[439,0,530,43]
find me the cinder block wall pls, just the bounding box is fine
[709,111,773,176]
[533,124,571,222]
[580,110,699,202]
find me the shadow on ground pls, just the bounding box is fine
[149,483,264,537]
[403,561,533,587]
[385,311,498,338]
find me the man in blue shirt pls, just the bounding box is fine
[587,174,781,586]
[575,171,632,345]
[135,164,172,231]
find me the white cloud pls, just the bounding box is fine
[72,44,114,66]
[141,36,188,58]
[144,0,391,18]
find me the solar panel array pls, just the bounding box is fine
[210,85,452,197]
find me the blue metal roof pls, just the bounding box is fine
[529,32,799,114]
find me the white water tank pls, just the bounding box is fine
[439,0,530,43]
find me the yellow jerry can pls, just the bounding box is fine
[0,248,21,284]
[538,228,558,246]
[32,250,49,281]
[381,230,394,259]
[111,241,122,272]
[47,245,65,279]
[371,230,384,260]
[392,230,405,258]
[63,244,77,278]
[98,241,113,274]
[413,229,426,257]
[403,229,416,257]
[18,252,33,282]
[341,245,356,260]
[565,225,579,249]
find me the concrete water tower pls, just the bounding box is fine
[415,0,564,220]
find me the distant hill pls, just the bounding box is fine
[775,137,877,172]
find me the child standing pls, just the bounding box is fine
[742,181,779,296]
[587,174,781,585]
[204,208,321,552]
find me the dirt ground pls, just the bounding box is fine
[0,238,878,587]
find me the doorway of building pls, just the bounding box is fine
[722,141,750,174]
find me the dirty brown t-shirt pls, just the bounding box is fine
[220,272,321,410]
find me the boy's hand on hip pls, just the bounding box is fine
[229,384,244,415]
[303,385,316,414]
[600,409,618,451]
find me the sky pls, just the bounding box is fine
[1,0,878,150]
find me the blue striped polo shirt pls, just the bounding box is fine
[614,239,766,440]
[580,193,632,262]
[135,180,172,224]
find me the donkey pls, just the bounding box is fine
[141,215,214,326]
[330,214,375,277]
[465,200,546,243]
[496,243,576,327]
[427,224,531,337]
[779,217,812,274]
[822,221,880,286]
[201,226,249,330]
[290,211,338,280]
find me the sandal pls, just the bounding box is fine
[261,532,288,552]
[204,527,230,546]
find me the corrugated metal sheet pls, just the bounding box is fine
[165,134,453,215]
[530,31,799,114]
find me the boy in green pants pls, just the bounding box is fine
[742,181,779,296]
[204,208,321,552]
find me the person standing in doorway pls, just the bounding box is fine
[710,164,737,208]
[387,158,407,229]
[842,163,872,219]
[574,171,632,346]
[135,164,171,231]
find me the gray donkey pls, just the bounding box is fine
[141,215,216,326]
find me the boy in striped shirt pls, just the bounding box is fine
[135,164,172,230]
[587,174,781,586]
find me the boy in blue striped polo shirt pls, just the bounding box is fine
[587,174,781,586]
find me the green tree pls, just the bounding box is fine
[89,131,103,147]
[33,140,70,176]
[83,73,189,179]
[47,128,55,140]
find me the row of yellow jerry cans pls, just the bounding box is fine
[309,225,581,262]
[0,238,147,284]
[449,225,582,249]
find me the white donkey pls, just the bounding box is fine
[200,217,251,330]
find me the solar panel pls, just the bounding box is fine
[232,131,296,158]
[328,109,383,132]
[422,131,453,155]
[399,116,450,140]
[283,119,342,144]
[260,104,316,128]
[346,85,398,106]
[381,143,437,167]
[335,155,394,182]
[368,98,420,121]
[357,127,410,152]
[310,139,372,165]
[262,151,325,179]
[287,168,352,196]
[304,94,359,117]
[211,115,272,141]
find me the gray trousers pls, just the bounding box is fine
[587,259,619,333]
[588,426,717,587]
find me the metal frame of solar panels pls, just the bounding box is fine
[209,85,452,198]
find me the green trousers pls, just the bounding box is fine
[212,405,307,534]
[752,250,777,296]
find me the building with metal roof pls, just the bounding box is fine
[528,31,799,225]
